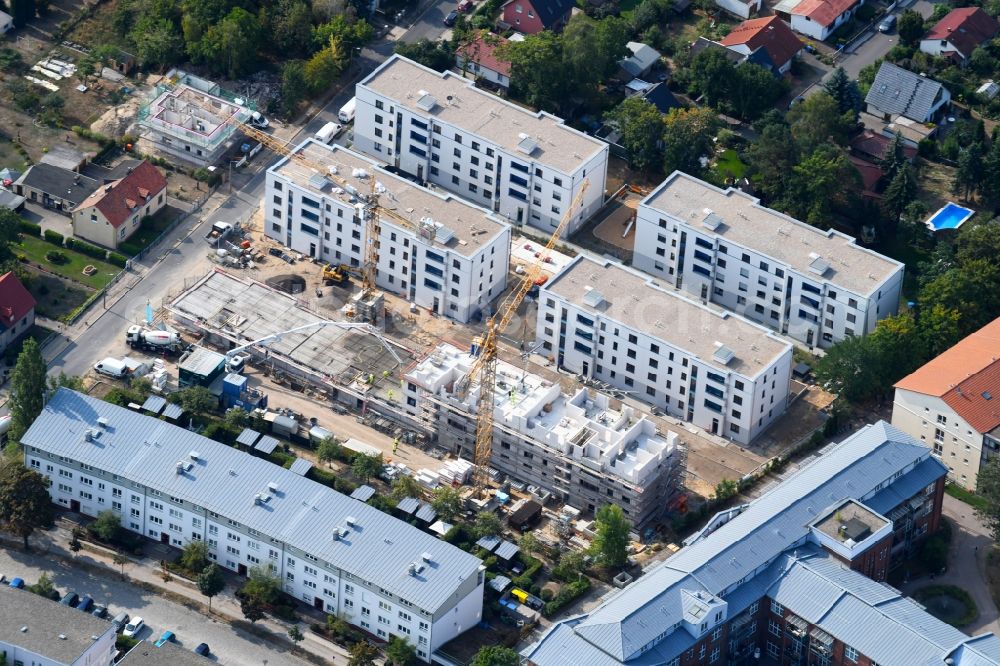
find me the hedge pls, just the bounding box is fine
[543,578,591,617]
[66,238,107,260]
[43,229,64,245]
[107,252,128,268]
[18,220,41,237]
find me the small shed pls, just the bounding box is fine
[415,504,438,523]
[429,520,454,537]
[476,535,502,552]
[161,403,184,421]
[254,435,279,455]
[142,395,167,415]
[289,458,313,476]
[237,428,261,447]
[179,347,226,387]
[508,500,543,531]
[793,362,812,381]
[489,575,512,593]
[396,497,420,515]
[350,484,376,502]
[495,540,521,561]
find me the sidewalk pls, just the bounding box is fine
[8,519,361,665]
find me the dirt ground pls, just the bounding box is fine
[749,382,837,458]
[591,195,637,252]
[918,160,964,214]
[685,437,765,498]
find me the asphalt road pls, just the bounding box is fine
[0,544,306,665]
[839,0,938,80]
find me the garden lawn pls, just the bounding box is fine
[18,235,120,289]
[117,207,180,258]
[714,149,747,181]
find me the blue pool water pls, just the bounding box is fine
[926,202,975,231]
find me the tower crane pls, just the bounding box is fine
[232,120,420,301]
[462,181,589,497]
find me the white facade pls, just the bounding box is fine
[536,256,794,445]
[790,10,852,41]
[264,140,511,323]
[401,344,682,527]
[920,37,964,59]
[891,389,995,490]
[23,390,485,663]
[455,56,510,89]
[353,55,608,237]
[0,10,13,33]
[716,0,761,19]
[632,172,904,349]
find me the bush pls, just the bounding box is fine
[107,252,128,268]
[43,229,64,246]
[18,220,41,237]
[45,250,68,264]
[543,578,591,617]
[65,238,107,260]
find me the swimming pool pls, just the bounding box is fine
[925,202,975,231]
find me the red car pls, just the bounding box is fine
[458,0,473,11]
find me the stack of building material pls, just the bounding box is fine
[437,459,474,485]
[415,468,441,489]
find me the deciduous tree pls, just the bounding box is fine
[197,564,225,613]
[607,97,664,171]
[351,452,384,483]
[281,60,308,117]
[317,436,342,467]
[180,539,210,573]
[0,460,53,550]
[662,107,718,176]
[89,509,123,543]
[787,91,853,153]
[348,641,378,666]
[430,486,464,521]
[394,39,454,72]
[386,636,416,666]
[898,10,926,46]
[592,503,630,569]
[471,645,520,666]
[9,337,46,443]
[473,510,502,539]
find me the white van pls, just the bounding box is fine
[314,121,343,145]
[338,97,356,124]
[94,358,128,378]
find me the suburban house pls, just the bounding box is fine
[720,15,803,75]
[850,129,917,164]
[71,160,168,249]
[892,317,1000,491]
[619,41,662,80]
[713,0,761,19]
[865,62,951,123]
[920,7,1000,64]
[456,33,512,89]
[0,272,36,357]
[0,10,13,33]
[13,164,100,214]
[500,0,575,34]
[789,0,861,41]
[691,35,778,72]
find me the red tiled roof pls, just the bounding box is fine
[457,33,512,78]
[791,0,857,28]
[0,272,36,329]
[849,155,882,193]
[896,318,1000,432]
[720,16,803,69]
[925,7,999,60]
[850,130,918,162]
[74,161,167,229]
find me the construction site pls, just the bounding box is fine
[137,69,256,167]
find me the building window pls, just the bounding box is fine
[845,646,858,662]
[768,619,781,637]
[770,600,783,615]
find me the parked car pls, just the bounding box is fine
[122,617,144,639]
[91,604,108,619]
[267,247,284,258]
[76,595,94,612]
[8,577,23,589]
[60,592,80,608]
[444,9,459,25]
[0,575,6,585]
[194,643,211,657]
[111,612,130,633]
[878,14,896,32]
[457,0,473,11]
[154,630,175,647]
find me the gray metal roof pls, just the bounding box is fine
[254,435,279,454]
[288,457,313,476]
[0,585,116,664]
[23,390,482,613]
[494,540,520,560]
[476,535,501,552]
[524,421,969,664]
[350,484,376,502]
[396,497,420,514]
[865,456,945,514]
[865,62,947,122]
[415,503,437,523]
[489,575,512,593]
[142,395,167,414]
[236,428,261,447]
[179,346,225,377]
[162,403,184,420]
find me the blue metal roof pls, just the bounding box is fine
[476,535,501,552]
[396,497,419,514]
[525,422,973,664]
[866,456,947,515]
[254,435,279,454]
[350,485,376,502]
[23,390,482,614]
[494,540,520,560]
[236,428,261,447]
[288,458,313,476]
[142,395,166,414]
[414,504,437,523]
[161,403,183,420]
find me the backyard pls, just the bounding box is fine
[24,271,91,321]
[18,235,121,290]
[117,206,182,258]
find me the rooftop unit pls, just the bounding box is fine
[712,343,735,365]
[517,133,539,156]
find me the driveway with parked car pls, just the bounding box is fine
[0,547,307,665]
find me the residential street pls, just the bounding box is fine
[839,0,938,80]
[902,494,1000,637]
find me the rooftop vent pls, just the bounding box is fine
[713,343,735,365]
[189,451,200,460]
[984,391,993,401]
[267,481,279,493]
[176,461,185,474]
[308,173,330,191]
[416,92,438,112]
[346,516,357,527]
[516,134,539,156]
[84,429,94,442]
[20,626,27,633]
[422,552,434,563]
[58,634,67,640]
[582,287,605,308]
[808,253,831,276]
[702,209,723,231]
[97,417,110,428]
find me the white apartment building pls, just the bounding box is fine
[537,256,794,445]
[265,140,511,323]
[22,389,485,663]
[401,344,683,528]
[892,317,1000,490]
[632,171,905,349]
[353,55,608,237]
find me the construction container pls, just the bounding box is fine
[223,373,248,397]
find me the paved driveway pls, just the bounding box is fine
[902,494,1000,637]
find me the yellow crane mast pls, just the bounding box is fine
[464,181,589,496]
[233,122,414,298]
